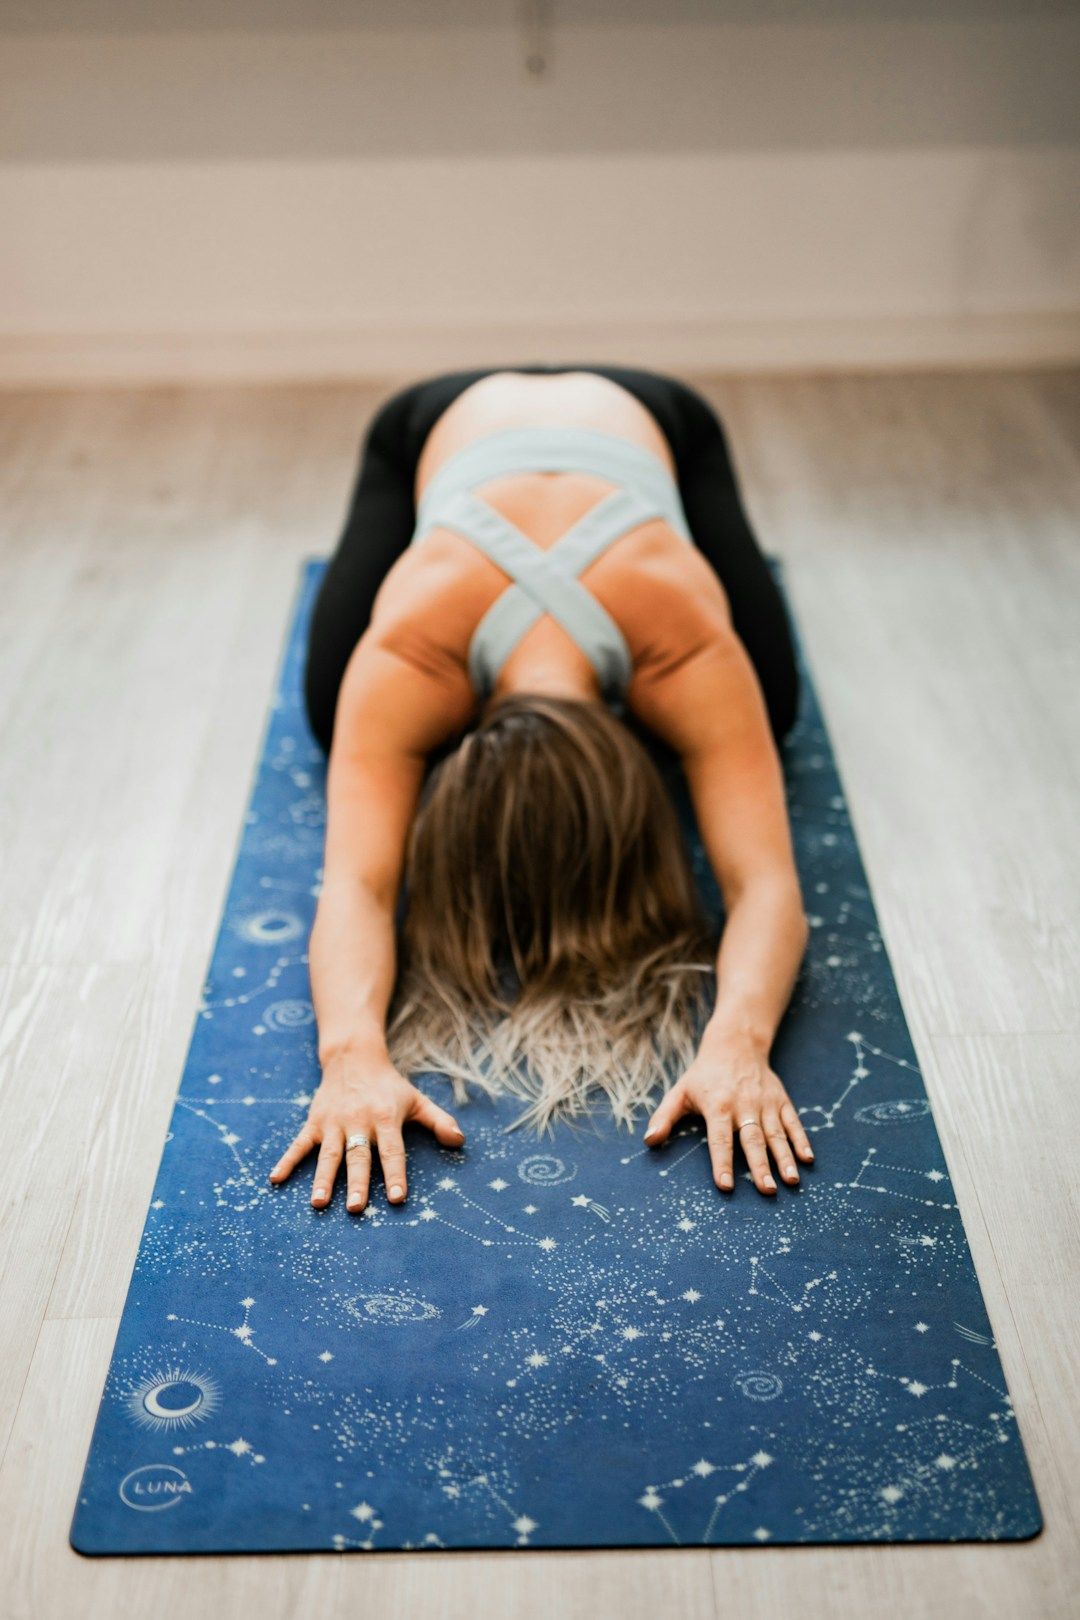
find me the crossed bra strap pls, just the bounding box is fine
[410,426,693,699]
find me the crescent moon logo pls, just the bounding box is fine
[143,1385,204,1421]
[125,1367,222,1432]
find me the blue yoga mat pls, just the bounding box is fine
[71,558,1042,1554]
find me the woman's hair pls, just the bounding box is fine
[385,693,717,1133]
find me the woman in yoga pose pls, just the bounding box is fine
[268,364,814,1215]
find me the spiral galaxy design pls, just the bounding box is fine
[234,909,305,946]
[516,1154,578,1187]
[345,1292,441,1326]
[261,998,315,1033]
[732,1370,784,1401]
[854,1098,931,1126]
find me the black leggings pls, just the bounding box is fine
[303,363,799,754]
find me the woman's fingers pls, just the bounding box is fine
[736,1118,776,1194]
[344,1130,372,1215]
[763,1105,799,1186]
[311,1127,344,1209]
[705,1111,734,1192]
[375,1120,408,1203]
[643,1082,689,1146]
[268,1126,316,1184]
[780,1099,815,1163]
[278,1085,809,1214]
[407,1091,466,1148]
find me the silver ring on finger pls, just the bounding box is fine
[345,1132,370,1152]
[736,1117,759,1131]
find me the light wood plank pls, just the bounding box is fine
[713,370,1080,1038]
[0,369,1075,1618]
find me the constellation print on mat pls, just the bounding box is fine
[69,559,1042,1555]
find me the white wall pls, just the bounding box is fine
[1,2,1078,383]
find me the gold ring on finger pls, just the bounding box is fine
[345,1133,370,1152]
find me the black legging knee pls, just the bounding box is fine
[303,363,800,753]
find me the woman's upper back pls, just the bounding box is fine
[356,371,736,720]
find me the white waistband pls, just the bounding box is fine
[414,425,692,543]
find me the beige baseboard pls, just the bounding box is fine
[1,310,1078,389]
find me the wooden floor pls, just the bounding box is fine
[0,368,1076,1619]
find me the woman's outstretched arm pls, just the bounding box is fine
[627,582,813,1196]
[270,631,474,1214]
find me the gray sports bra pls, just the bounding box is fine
[410,425,693,702]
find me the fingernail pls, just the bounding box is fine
[720,1173,733,1190]
[389,1184,403,1200]
[450,1126,465,1141]
[313,1185,326,1200]
[643,1127,657,1142]
[347,1194,362,1211]
[763,1176,776,1191]
[785,1165,798,1181]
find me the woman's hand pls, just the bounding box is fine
[268,1051,465,1213]
[642,1033,813,1195]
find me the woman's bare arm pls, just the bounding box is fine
[627,591,814,1196]
[269,630,475,1214]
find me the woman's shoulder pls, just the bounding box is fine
[331,546,481,755]
[602,528,734,668]
[332,622,477,763]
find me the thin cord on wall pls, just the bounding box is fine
[520,0,555,78]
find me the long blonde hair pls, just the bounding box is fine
[385,694,717,1133]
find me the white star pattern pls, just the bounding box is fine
[70,568,1040,1558]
